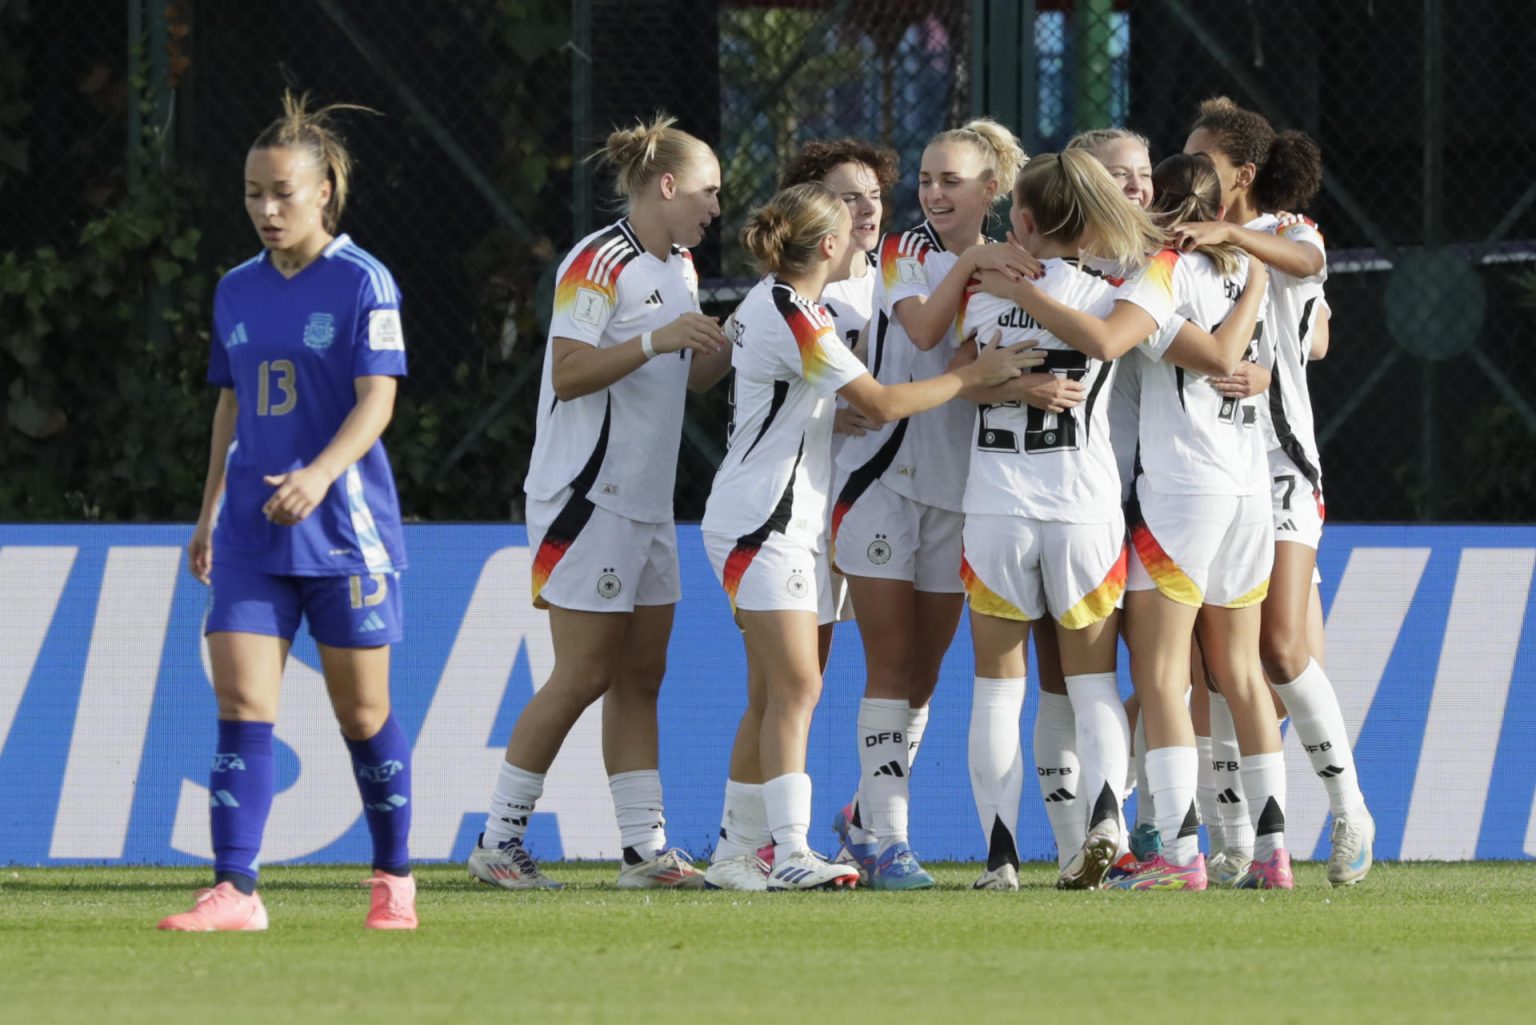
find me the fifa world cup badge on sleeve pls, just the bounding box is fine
[572,287,609,327]
[897,256,923,285]
[368,309,405,351]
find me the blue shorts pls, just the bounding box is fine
[205,564,404,648]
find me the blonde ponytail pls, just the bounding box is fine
[1013,150,1167,270]
[592,112,714,203]
[251,89,379,233]
[740,183,846,276]
[931,117,1028,206]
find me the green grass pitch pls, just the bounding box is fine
[2,862,1533,1024]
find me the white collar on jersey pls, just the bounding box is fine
[321,234,353,258]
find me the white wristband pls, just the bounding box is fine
[640,331,657,360]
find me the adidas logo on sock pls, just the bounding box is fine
[644,289,663,306]
[1318,764,1346,778]
[1044,787,1074,803]
[1216,788,1243,804]
[873,760,905,778]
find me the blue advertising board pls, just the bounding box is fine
[1,524,1533,865]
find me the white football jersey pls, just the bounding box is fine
[702,278,866,550]
[1118,248,1271,496]
[524,219,699,523]
[962,258,1122,522]
[835,221,972,511]
[1247,213,1327,489]
[1081,255,1143,501]
[819,250,877,465]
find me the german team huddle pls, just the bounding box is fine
[158,89,1374,932]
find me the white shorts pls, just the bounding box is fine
[526,489,681,612]
[1127,481,1273,608]
[703,530,820,615]
[830,474,963,593]
[815,548,855,626]
[1269,450,1326,549]
[961,514,1128,629]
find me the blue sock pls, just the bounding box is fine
[346,714,413,875]
[210,720,275,892]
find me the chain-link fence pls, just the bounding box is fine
[3,1,1532,523]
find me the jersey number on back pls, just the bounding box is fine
[1025,350,1089,453]
[257,360,297,417]
[1216,322,1262,427]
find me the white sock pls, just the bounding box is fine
[1240,751,1288,860]
[483,761,544,846]
[764,772,813,864]
[1209,692,1254,855]
[968,676,1026,871]
[609,769,666,862]
[906,703,930,769]
[1065,672,1128,840]
[857,698,911,849]
[1034,691,1082,868]
[1144,746,1200,865]
[1273,659,1367,816]
[1195,735,1220,851]
[1133,714,1154,830]
[713,779,767,862]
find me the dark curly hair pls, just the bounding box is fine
[1191,96,1323,213]
[1254,130,1323,212]
[780,138,900,200]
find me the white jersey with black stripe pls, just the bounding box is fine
[1247,213,1327,489]
[1118,248,1271,497]
[835,221,971,511]
[524,219,699,523]
[702,278,866,550]
[961,258,1122,522]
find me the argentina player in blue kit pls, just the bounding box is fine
[159,92,417,932]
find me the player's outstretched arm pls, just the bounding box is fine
[970,268,1156,362]
[187,387,238,584]
[262,375,397,527]
[1175,221,1324,280]
[839,337,1037,424]
[550,313,725,400]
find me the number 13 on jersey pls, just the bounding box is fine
[256,359,297,416]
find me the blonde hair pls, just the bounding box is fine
[1013,151,1167,270]
[1066,127,1151,159]
[251,90,379,233]
[740,183,847,276]
[929,117,1028,206]
[593,112,714,202]
[1150,153,1244,277]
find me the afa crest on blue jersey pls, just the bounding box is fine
[303,312,336,352]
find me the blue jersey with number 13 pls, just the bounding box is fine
[208,234,409,576]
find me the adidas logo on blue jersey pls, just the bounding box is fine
[225,322,249,349]
[359,611,388,634]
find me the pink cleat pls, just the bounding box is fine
[1105,852,1208,891]
[157,882,269,932]
[1234,849,1294,890]
[364,871,418,930]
